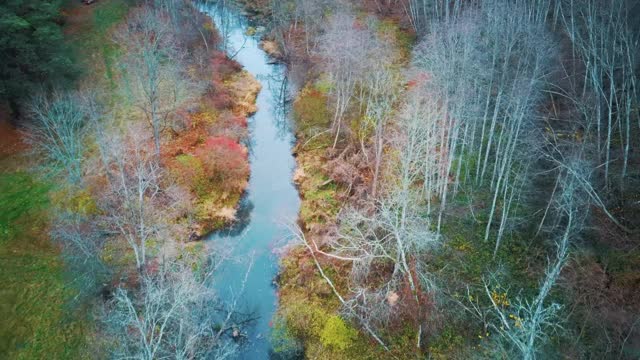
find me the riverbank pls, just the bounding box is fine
[163,54,260,237]
[0,0,260,356]
[250,8,416,359]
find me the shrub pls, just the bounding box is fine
[171,154,206,195]
[209,90,234,110]
[195,136,248,192]
[293,84,331,138]
[210,53,242,82]
[320,315,357,351]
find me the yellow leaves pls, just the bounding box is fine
[509,314,523,328]
[491,290,510,307]
[454,241,472,252]
[190,110,217,127]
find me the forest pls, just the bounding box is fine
[0,0,639,359]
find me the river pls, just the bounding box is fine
[200,2,301,359]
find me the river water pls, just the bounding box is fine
[200,2,300,359]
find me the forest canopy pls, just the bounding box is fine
[0,0,76,115]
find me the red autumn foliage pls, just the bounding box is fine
[211,52,242,83]
[206,89,234,110]
[203,136,244,153]
[195,136,248,191]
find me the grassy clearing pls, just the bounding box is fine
[63,0,132,84]
[0,2,133,358]
[0,172,89,359]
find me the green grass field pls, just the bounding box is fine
[0,172,89,359]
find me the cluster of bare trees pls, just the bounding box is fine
[317,10,400,150]
[280,0,638,357]
[408,0,557,253]
[103,258,247,360]
[269,0,401,157]
[555,0,639,222]
[267,0,336,60]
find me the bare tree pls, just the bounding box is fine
[115,7,201,156]
[97,127,164,271]
[103,258,245,360]
[24,91,87,185]
[51,211,109,303]
[482,162,587,360]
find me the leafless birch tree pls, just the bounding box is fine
[24,91,87,185]
[411,0,556,252]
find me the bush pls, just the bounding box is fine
[293,84,331,139]
[171,154,206,195]
[210,53,242,82]
[195,136,248,192]
[320,315,357,351]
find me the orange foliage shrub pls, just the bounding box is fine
[194,136,248,192]
[209,90,234,110]
[211,52,242,83]
[208,111,247,141]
